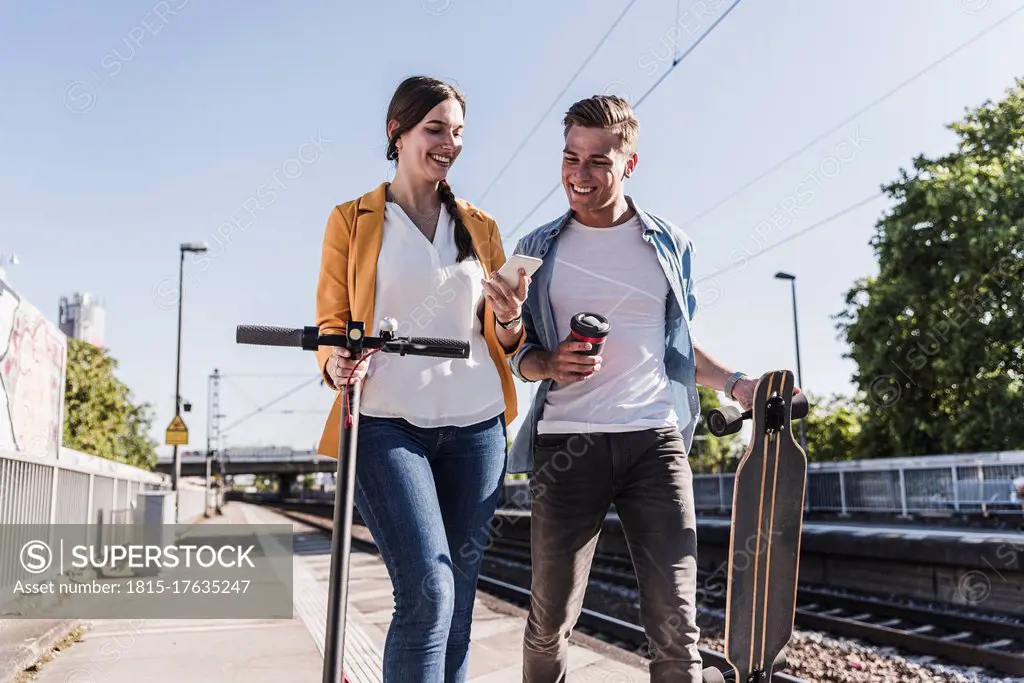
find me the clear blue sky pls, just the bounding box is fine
[3,0,1023,456]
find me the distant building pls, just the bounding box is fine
[59,292,106,347]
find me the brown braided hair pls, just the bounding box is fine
[386,76,476,263]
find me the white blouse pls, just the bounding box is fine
[358,201,506,428]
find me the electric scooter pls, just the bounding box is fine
[236,318,471,683]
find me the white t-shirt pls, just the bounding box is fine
[358,202,505,427]
[537,214,678,434]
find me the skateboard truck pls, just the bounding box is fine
[764,394,787,434]
[707,392,808,438]
[700,371,809,683]
[702,653,788,683]
[236,320,471,683]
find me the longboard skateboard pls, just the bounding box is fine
[702,369,808,683]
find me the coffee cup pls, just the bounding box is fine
[569,312,610,356]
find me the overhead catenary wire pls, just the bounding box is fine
[679,2,1024,229]
[501,0,746,245]
[220,375,321,435]
[218,372,325,423]
[679,5,1024,273]
[703,192,885,279]
[476,0,639,203]
[221,376,260,410]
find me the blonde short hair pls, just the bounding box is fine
[562,95,639,155]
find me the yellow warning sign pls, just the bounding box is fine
[165,415,189,446]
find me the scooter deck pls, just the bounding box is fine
[723,370,807,682]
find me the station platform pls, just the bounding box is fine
[495,508,1024,567]
[692,514,1024,571]
[19,502,648,683]
[695,514,1024,543]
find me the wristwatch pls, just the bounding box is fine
[497,314,522,330]
[724,371,746,400]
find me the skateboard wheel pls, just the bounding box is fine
[708,405,744,437]
[700,666,727,683]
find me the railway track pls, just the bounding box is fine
[484,534,1024,677]
[266,503,804,683]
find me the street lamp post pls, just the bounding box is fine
[774,271,806,451]
[172,242,208,523]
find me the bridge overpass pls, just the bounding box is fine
[155,446,337,477]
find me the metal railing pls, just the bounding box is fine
[499,450,1024,517]
[795,451,1024,517]
[0,448,226,609]
[0,448,162,610]
[0,448,166,527]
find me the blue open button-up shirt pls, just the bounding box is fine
[507,197,702,475]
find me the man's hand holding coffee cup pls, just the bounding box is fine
[540,339,603,384]
[516,312,609,385]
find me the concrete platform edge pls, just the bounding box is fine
[0,619,82,683]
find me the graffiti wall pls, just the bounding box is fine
[0,277,67,458]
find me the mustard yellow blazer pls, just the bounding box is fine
[314,182,524,457]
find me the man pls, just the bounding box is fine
[507,95,766,682]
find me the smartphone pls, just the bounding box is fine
[496,254,543,288]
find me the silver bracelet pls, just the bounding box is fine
[724,371,746,400]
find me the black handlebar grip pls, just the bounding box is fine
[236,325,306,348]
[393,336,471,359]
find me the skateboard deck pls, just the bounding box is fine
[723,370,807,682]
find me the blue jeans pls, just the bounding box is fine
[353,413,507,683]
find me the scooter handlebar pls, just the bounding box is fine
[235,324,470,360]
[382,336,470,359]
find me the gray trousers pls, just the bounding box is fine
[522,427,703,682]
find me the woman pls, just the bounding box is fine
[313,75,529,682]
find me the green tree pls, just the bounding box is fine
[802,393,865,463]
[692,385,742,473]
[63,339,157,470]
[835,78,1024,458]
[254,476,276,493]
